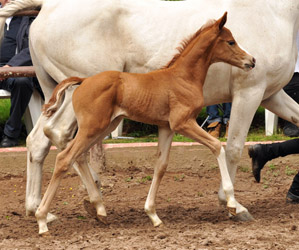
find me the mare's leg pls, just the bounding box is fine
[174,118,247,217]
[261,89,299,126]
[144,126,174,227]
[25,51,56,217]
[26,115,52,216]
[219,90,264,220]
[90,142,106,172]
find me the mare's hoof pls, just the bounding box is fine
[231,211,254,222]
[83,199,97,217]
[26,210,35,217]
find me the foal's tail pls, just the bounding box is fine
[43,77,84,118]
[0,0,43,44]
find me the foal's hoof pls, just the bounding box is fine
[227,206,237,216]
[83,199,97,217]
[154,222,164,228]
[83,199,108,225]
[39,231,52,238]
[230,211,254,222]
[96,215,108,225]
[47,213,58,223]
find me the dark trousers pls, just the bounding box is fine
[206,103,231,125]
[283,73,299,103]
[283,73,299,128]
[263,139,299,190]
[0,77,34,139]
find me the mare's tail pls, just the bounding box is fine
[0,0,43,44]
[43,77,84,118]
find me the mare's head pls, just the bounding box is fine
[208,12,255,71]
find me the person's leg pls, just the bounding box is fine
[0,77,34,147]
[222,102,232,125]
[248,139,299,182]
[287,171,299,202]
[249,139,299,202]
[207,105,221,123]
[222,102,231,138]
[206,105,221,138]
[282,73,299,137]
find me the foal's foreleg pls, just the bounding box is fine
[144,126,174,227]
[174,119,247,217]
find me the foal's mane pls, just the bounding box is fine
[163,19,216,68]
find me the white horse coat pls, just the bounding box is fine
[1,0,299,220]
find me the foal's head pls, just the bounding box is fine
[209,12,255,71]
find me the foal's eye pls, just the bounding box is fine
[228,41,236,46]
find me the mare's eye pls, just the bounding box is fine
[228,41,236,46]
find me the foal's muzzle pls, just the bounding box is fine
[245,57,256,70]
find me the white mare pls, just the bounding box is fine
[0,0,299,223]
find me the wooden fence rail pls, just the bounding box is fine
[0,66,36,78]
[14,10,39,16]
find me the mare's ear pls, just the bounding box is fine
[217,12,227,30]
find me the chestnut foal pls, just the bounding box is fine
[37,12,255,235]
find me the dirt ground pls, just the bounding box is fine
[0,144,299,250]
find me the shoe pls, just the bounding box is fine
[207,121,221,138]
[283,123,299,137]
[0,135,18,148]
[286,189,299,203]
[248,144,268,183]
[225,121,229,138]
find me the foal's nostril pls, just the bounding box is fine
[252,57,256,64]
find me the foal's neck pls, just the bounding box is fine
[171,29,217,84]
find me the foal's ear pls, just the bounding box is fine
[217,12,227,30]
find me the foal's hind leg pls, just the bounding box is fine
[75,153,107,224]
[144,126,174,227]
[83,117,123,217]
[43,86,102,191]
[35,131,106,235]
[35,116,123,235]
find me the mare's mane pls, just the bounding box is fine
[163,19,216,68]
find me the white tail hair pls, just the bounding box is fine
[0,0,43,43]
